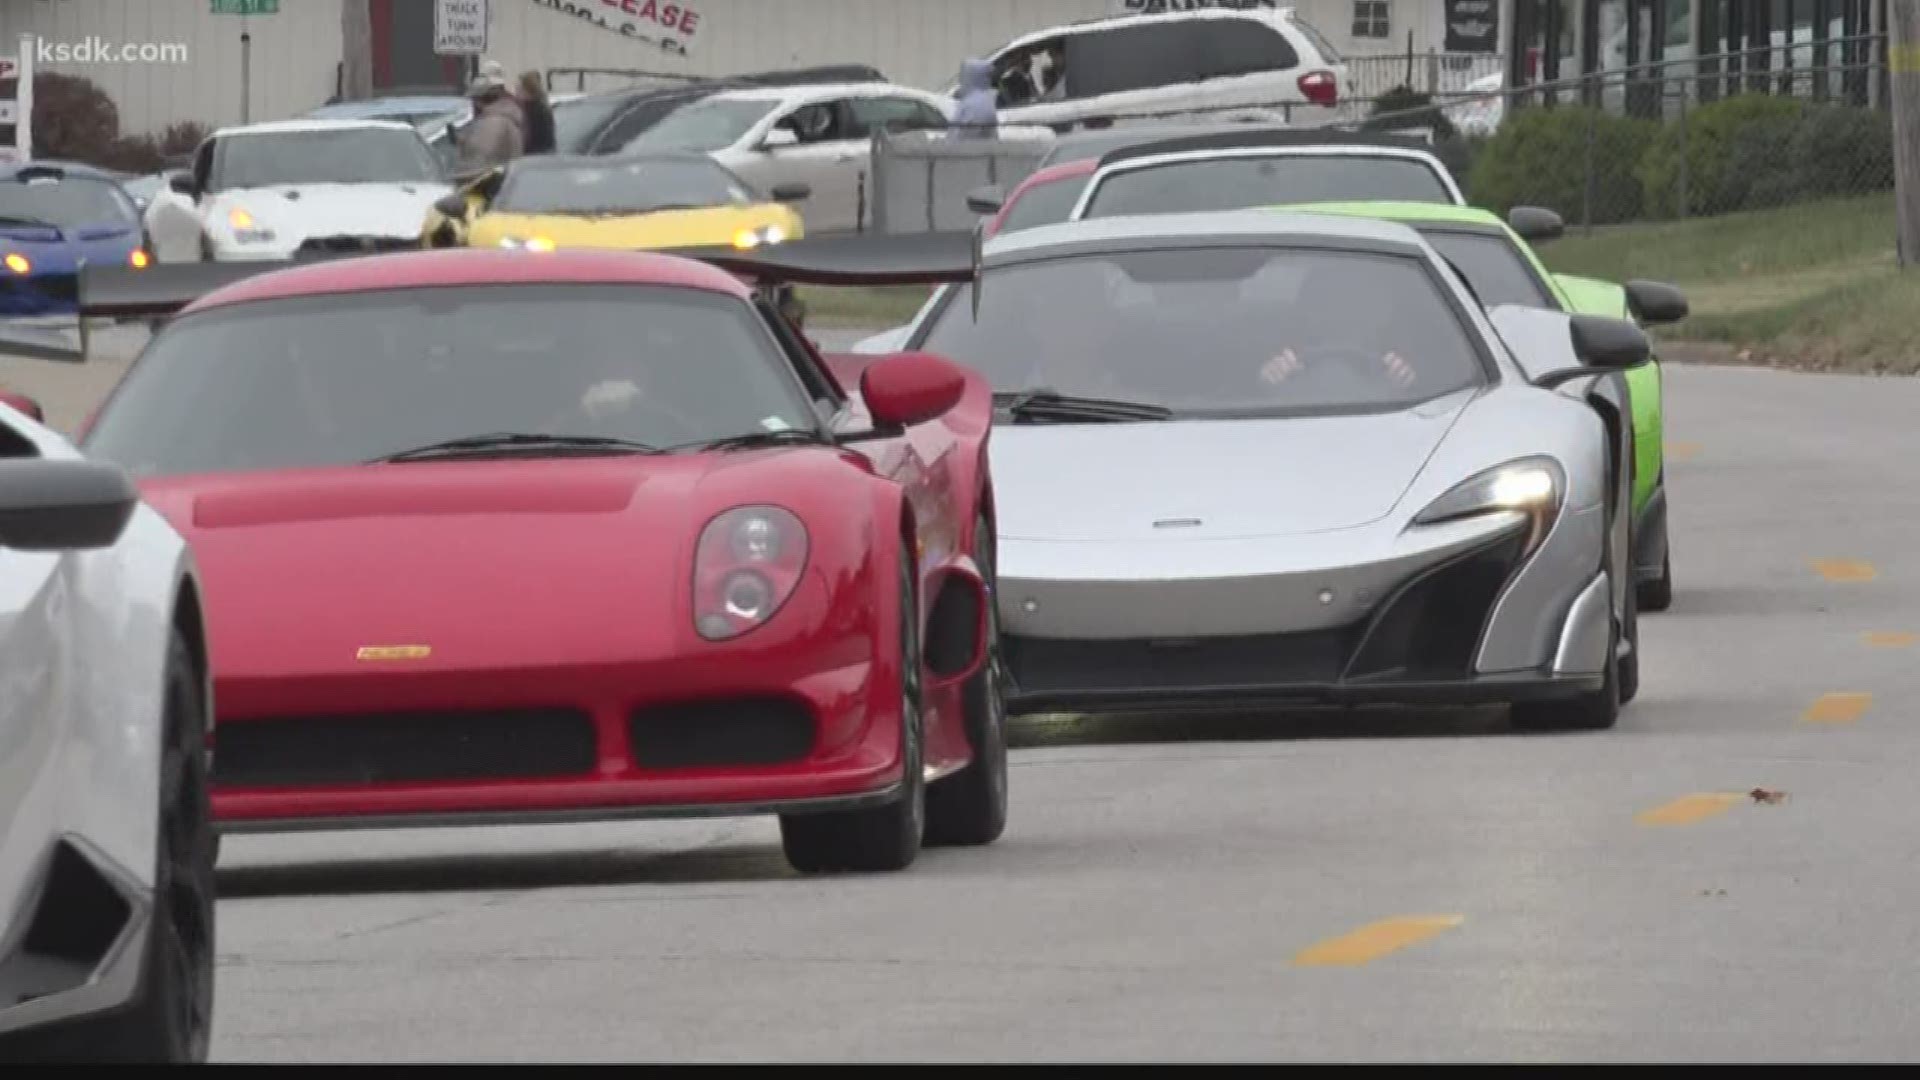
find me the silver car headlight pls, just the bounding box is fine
[1413,456,1565,549]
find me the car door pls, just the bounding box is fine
[751,98,868,234]
[0,418,68,926]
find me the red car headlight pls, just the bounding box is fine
[693,506,809,641]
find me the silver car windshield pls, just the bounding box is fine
[631,98,780,152]
[1082,156,1454,219]
[914,246,1486,418]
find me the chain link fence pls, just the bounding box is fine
[865,37,1892,238]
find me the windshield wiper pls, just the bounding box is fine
[676,428,831,453]
[0,214,59,229]
[993,388,1173,423]
[369,432,664,463]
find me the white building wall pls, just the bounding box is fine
[0,0,343,136]
[0,0,1461,137]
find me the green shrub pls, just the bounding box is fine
[1467,105,1656,225]
[1636,92,1804,217]
[1782,104,1894,201]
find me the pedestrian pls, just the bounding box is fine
[952,58,999,140]
[456,69,524,171]
[517,71,556,155]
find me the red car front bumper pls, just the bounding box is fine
[209,635,908,832]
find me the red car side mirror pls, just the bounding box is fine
[860,352,967,429]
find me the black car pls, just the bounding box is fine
[552,64,888,156]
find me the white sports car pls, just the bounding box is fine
[142,118,452,263]
[0,388,215,1061]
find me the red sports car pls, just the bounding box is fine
[74,240,1006,873]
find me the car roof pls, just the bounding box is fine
[999,5,1297,54]
[982,208,1431,264]
[0,159,125,183]
[1277,200,1508,233]
[182,248,751,315]
[1037,122,1300,169]
[509,149,718,170]
[213,118,420,137]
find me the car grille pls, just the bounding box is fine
[214,708,598,787]
[296,235,417,255]
[628,698,815,769]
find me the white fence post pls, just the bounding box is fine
[17,33,33,162]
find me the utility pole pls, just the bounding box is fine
[1891,0,1920,267]
[340,0,374,101]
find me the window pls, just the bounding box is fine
[846,97,947,138]
[1417,230,1558,309]
[493,158,753,215]
[210,127,441,190]
[631,98,781,152]
[1064,23,1211,98]
[913,247,1485,419]
[0,175,139,229]
[1352,0,1391,39]
[1082,155,1456,219]
[1199,20,1301,78]
[995,173,1093,235]
[83,285,820,477]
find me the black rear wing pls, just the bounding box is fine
[77,252,364,321]
[1095,127,1436,170]
[0,325,83,363]
[74,231,978,325]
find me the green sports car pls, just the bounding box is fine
[1280,200,1683,611]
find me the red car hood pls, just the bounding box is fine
[141,457,744,679]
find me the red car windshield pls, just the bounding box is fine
[83,283,820,476]
[991,163,1097,237]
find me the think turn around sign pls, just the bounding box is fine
[436,0,490,55]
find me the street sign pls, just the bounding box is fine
[211,0,279,14]
[435,0,489,55]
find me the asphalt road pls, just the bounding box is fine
[7,327,1920,1061]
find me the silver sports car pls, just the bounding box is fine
[787,212,1650,730]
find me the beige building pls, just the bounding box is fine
[0,0,1478,137]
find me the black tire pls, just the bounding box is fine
[1617,575,1640,705]
[7,633,216,1062]
[925,512,1009,847]
[779,546,925,873]
[1637,549,1673,612]
[1511,611,1621,732]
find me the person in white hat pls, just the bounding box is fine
[456,65,524,171]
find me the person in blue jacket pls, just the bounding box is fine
[953,58,999,139]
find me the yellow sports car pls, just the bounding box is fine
[421,150,812,323]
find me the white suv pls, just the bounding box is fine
[964,6,1351,130]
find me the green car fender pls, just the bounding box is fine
[1550,273,1663,517]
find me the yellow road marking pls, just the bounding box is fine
[1293,915,1463,967]
[1862,631,1917,648]
[1802,692,1872,724]
[1811,559,1878,583]
[1665,440,1703,460]
[1636,792,1742,826]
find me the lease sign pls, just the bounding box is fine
[528,0,703,55]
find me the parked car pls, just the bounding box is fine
[0,390,216,1062]
[551,64,889,156]
[961,6,1351,131]
[143,119,452,263]
[0,161,152,317]
[630,81,1050,234]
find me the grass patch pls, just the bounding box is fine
[1539,192,1920,372]
[797,284,932,329]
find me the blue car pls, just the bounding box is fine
[1,161,151,318]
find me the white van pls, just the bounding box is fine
[960,6,1352,131]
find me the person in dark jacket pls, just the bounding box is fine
[518,71,556,155]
